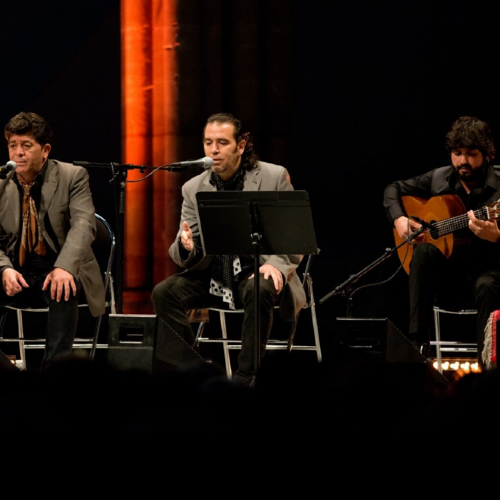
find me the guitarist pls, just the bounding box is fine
[383,116,500,367]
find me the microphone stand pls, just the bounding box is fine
[73,161,196,313]
[318,225,427,316]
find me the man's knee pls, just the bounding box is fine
[410,243,443,274]
[46,292,78,311]
[240,274,278,305]
[412,243,441,261]
[475,273,500,299]
[152,278,176,308]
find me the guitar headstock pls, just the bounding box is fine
[486,200,500,220]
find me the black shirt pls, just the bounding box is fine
[383,163,500,268]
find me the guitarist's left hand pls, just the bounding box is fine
[468,210,500,242]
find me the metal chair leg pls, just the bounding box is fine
[433,307,443,373]
[307,273,322,363]
[16,309,27,370]
[219,311,232,378]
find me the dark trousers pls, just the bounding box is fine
[151,269,282,378]
[409,243,500,363]
[0,275,82,370]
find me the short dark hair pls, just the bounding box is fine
[203,112,259,170]
[445,116,496,161]
[4,112,53,145]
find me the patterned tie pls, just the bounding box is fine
[19,179,46,267]
[210,254,242,310]
[209,168,245,309]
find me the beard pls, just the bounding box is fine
[454,160,487,183]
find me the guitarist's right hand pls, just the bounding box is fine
[394,216,425,243]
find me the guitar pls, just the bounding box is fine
[394,194,500,274]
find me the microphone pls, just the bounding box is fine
[167,157,214,170]
[0,160,17,177]
[410,215,434,230]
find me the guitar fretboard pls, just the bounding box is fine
[431,206,489,238]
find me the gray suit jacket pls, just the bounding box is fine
[168,161,306,321]
[0,159,105,317]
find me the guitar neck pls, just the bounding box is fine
[432,206,488,237]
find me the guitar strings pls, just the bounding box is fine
[430,206,487,237]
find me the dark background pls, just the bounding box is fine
[1,0,498,343]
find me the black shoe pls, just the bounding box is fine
[233,373,255,387]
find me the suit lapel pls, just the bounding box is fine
[3,179,21,233]
[39,160,58,220]
[201,171,216,190]
[243,166,262,191]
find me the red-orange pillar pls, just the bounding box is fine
[151,0,182,282]
[121,0,180,312]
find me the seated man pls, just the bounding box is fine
[152,112,305,385]
[383,115,500,367]
[0,111,105,370]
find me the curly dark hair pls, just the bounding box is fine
[203,112,259,170]
[445,116,496,162]
[4,111,53,145]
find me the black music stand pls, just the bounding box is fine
[195,190,318,373]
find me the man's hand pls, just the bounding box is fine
[1,268,29,296]
[249,263,284,293]
[394,216,425,243]
[468,210,500,242]
[179,221,194,251]
[42,268,77,302]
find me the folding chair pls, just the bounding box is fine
[193,254,321,378]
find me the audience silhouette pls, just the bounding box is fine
[0,347,497,437]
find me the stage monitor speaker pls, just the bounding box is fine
[107,314,203,373]
[335,317,419,361]
[335,317,449,386]
[107,314,157,373]
[155,316,204,366]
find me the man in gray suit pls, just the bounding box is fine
[0,111,105,370]
[152,112,305,385]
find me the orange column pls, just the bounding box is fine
[122,0,153,292]
[151,0,181,282]
[121,0,181,312]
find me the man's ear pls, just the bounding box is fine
[42,143,52,159]
[238,140,246,155]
